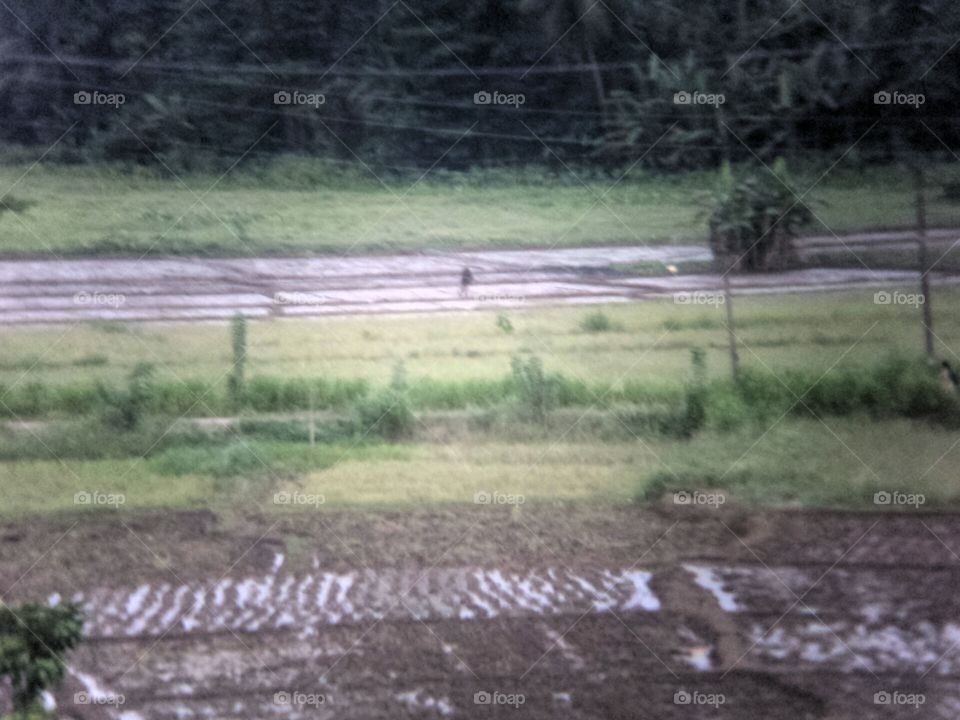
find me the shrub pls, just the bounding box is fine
[729,355,960,427]
[707,169,813,271]
[352,390,414,440]
[734,368,792,417]
[579,310,619,333]
[511,355,557,423]
[707,385,750,431]
[496,314,514,334]
[97,363,155,431]
[0,602,83,714]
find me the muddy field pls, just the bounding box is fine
[1,230,958,323]
[2,506,960,719]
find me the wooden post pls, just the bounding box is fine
[308,385,316,447]
[914,166,935,358]
[723,260,739,382]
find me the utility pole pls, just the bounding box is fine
[913,165,935,358]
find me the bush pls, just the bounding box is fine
[352,390,414,440]
[706,386,750,431]
[0,602,83,713]
[97,363,155,431]
[707,169,813,271]
[734,368,793,417]
[511,355,557,423]
[579,310,619,333]
[729,355,960,428]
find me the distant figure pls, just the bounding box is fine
[459,266,474,298]
[941,360,959,395]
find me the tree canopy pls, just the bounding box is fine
[0,0,956,172]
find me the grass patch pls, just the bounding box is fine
[2,415,957,515]
[4,291,960,393]
[637,417,960,508]
[1,160,959,257]
[0,458,221,517]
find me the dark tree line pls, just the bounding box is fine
[0,0,958,172]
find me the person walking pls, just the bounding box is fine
[459,266,474,298]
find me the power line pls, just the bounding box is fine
[12,74,918,131]
[1,35,957,79]
[7,76,747,149]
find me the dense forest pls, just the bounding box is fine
[1,0,958,172]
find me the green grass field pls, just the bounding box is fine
[2,290,959,518]
[1,159,959,256]
[4,289,959,392]
[3,417,957,518]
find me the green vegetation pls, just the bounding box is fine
[579,310,621,333]
[228,315,247,408]
[5,290,958,394]
[6,416,955,514]
[0,162,958,257]
[2,292,959,517]
[0,602,83,716]
[0,351,957,516]
[640,417,960,508]
[708,166,813,270]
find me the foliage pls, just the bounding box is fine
[228,315,247,408]
[96,362,155,431]
[707,171,813,270]
[352,390,414,440]
[496,314,514,334]
[657,348,707,438]
[579,310,620,333]
[2,2,959,171]
[0,602,83,713]
[511,355,557,423]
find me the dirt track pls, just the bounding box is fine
[2,506,960,719]
[1,229,958,323]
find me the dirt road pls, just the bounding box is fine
[2,507,960,719]
[1,229,958,323]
